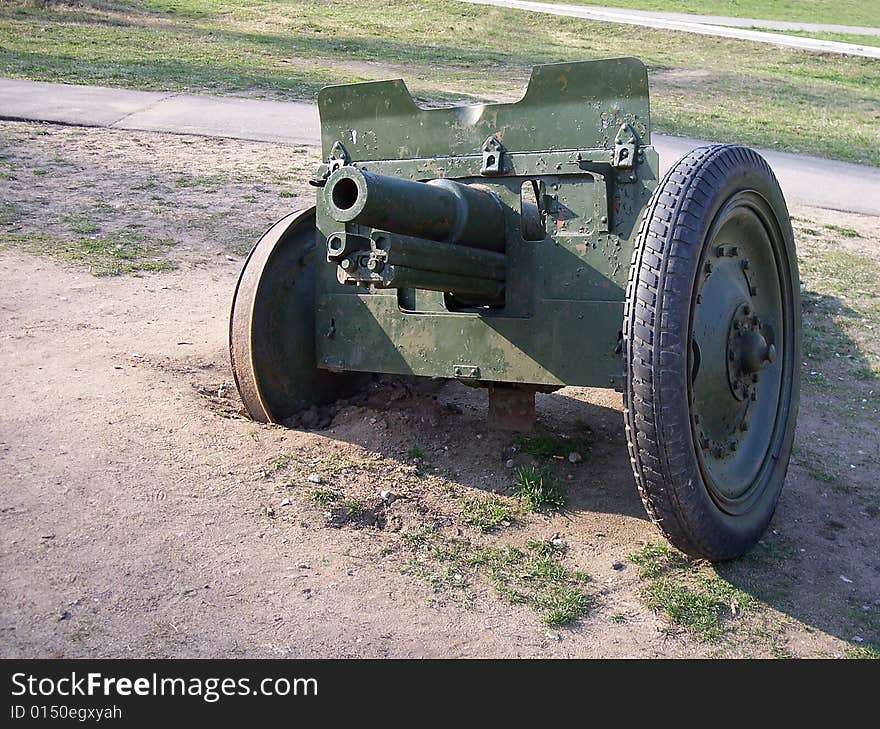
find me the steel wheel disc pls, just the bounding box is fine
[229,207,367,423]
[689,191,797,514]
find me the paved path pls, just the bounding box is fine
[458,0,880,58]
[530,4,880,35]
[2,77,878,216]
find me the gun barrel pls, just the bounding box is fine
[324,167,506,253]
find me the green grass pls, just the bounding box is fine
[0,231,176,275]
[512,466,566,511]
[845,643,880,659]
[798,247,880,365]
[308,487,341,505]
[63,215,100,234]
[643,575,754,642]
[174,173,225,188]
[628,542,780,646]
[823,224,862,238]
[512,427,590,459]
[460,494,514,532]
[401,529,591,626]
[0,201,23,226]
[342,497,366,518]
[535,0,880,26]
[0,1,878,164]
[627,542,689,578]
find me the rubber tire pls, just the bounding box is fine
[623,145,800,561]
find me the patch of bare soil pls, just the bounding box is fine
[1,121,877,658]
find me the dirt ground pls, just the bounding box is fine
[1,121,878,658]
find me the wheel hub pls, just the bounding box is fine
[726,301,775,402]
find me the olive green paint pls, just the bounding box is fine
[313,58,658,389]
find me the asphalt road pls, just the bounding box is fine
[456,0,880,58]
[1,77,878,216]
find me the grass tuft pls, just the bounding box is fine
[460,494,513,532]
[512,427,589,459]
[309,487,341,506]
[824,224,861,238]
[342,497,366,518]
[513,466,566,511]
[627,542,689,578]
[401,529,591,626]
[642,576,754,642]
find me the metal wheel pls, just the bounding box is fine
[229,207,368,423]
[623,145,801,560]
[691,190,795,516]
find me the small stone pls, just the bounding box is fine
[265,506,275,517]
[840,575,853,584]
[545,631,561,642]
[505,459,515,468]
[612,561,625,571]
[568,451,582,463]
[280,498,291,506]
[853,636,865,643]
[58,610,71,621]
[307,473,322,484]
[370,417,378,424]
[380,490,396,504]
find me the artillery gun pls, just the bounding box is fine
[230,59,800,560]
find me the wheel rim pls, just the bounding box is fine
[230,207,367,423]
[689,190,796,515]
